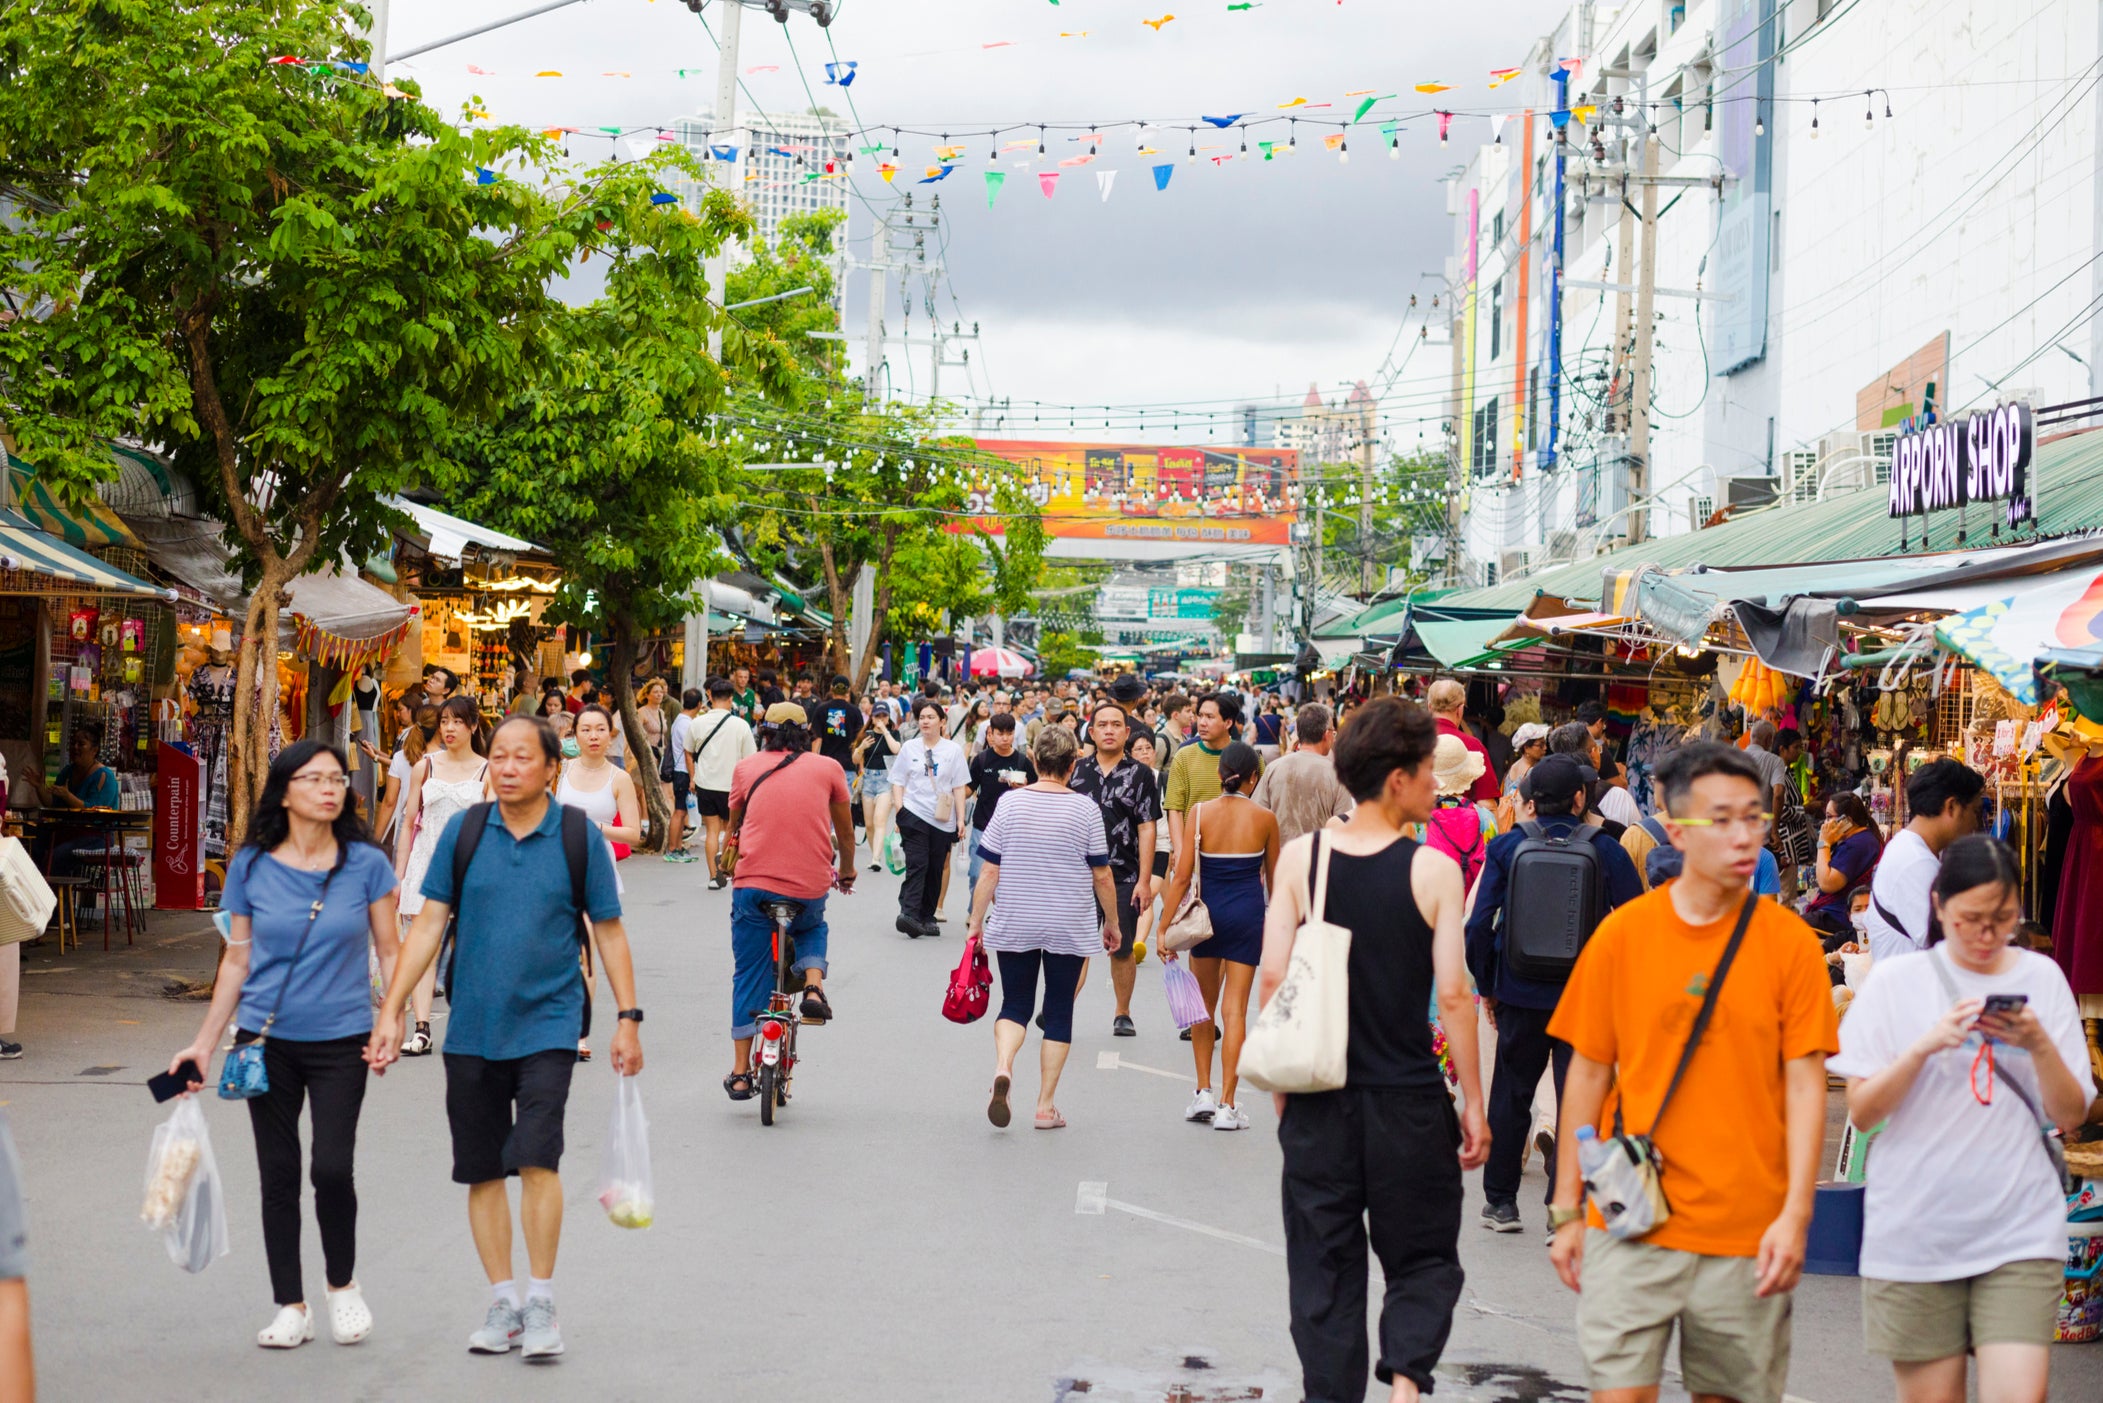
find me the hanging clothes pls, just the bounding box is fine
[2051,754,2103,997]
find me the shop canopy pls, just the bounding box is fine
[0,508,171,599]
[387,497,539,564]
[6,463,137,548]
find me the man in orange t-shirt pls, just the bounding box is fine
[1547,741,1837,1403]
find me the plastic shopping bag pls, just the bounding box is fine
[140,1098,230,1273]
[884,831,906,875]
[1162,957,1210,1030]
[596,1076,654,1229]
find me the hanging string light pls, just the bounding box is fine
[1810,98,1821,139]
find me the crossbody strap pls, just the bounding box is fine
[691,712,734,761]
[1926,948,2057,1132]
[1306,829,1333,919]
[726,752,799,844]
[1619,895,1756,1139]
[254,855,339,1038]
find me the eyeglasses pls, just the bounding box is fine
[1667,813,1773,835]
[290,773,350,791]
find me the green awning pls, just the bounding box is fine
[0,508,168,598]
[1416,616,1533,669]
[7,463,135,547]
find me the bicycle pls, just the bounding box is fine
[752,897,804,1126]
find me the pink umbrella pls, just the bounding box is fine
[968,648,1034,678]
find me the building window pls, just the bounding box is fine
[1493,210,1504,246]
[1490,280,1503,361]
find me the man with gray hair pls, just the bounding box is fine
[1249,703,1353,843]
[1425,678,1500,806]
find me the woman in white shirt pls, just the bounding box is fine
[890,696,969,939]
[1830,835,2095,1403]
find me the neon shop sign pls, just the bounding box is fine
[1886,401,2034,526]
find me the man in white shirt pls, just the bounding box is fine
[689,677,759,888]
[663,687,704,863]
[1863,757,1985,963]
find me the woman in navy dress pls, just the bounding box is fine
[1159,742,1278,1132]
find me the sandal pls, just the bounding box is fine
[799,986,833,1024]
[576,1043,592,1063]
[988,1074,1012,1128]
[401,1024,432,1057]
[1034,1107,1067,1130]
[723,1071,756,1101]
[257,1303,314,1349]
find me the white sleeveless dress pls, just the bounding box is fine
[557,761,627,894]
[398,764,487,917]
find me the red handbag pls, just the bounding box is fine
[943,934,993,1024]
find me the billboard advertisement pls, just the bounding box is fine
[1711,0,1776,375]
[960,440,1299,548]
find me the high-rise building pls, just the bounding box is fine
[670,107,852,255]
[1275,382,1377,465]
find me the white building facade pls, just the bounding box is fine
[671,107,853,255]
[1446,0,2103,585]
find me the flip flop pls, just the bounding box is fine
[988,1074,1012,1128]
[1034,1108,1066,1130]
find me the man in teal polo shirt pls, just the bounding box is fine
[371,715,642,1363]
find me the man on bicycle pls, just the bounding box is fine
[722,702,857,1102]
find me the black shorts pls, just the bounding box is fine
[669,771,691,808]
[697,787,731,820]
[443,1049,577,1185]
[1152,850,1171,880]
[1098,875,1141,958]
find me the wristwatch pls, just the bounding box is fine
[1548,1203,1586,1230]
[616,1008,644,1025]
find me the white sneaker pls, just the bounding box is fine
[1212,1104,1249,1131]
[257,1303,315,1349]
[326,1282,372,1345]
[1184,1088,1218,1123]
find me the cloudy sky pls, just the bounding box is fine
[388,0,1568,445]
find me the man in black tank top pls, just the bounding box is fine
[1258,697,1488,1403]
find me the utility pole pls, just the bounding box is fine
[1357,411,1376,596]
[704,0,744,360]
[367,0,391,78]
[1627,131,1660,544]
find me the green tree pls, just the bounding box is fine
[0,0,677,837]
[434,173,792,847]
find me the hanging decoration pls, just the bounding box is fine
[824,60,857,87]
[292,613,416,672]
[1141,14,1177,30]
[918,164,954,183]
[1038,171,1060,198]
[1096,169,1117,202]
[1152,163,1174,190]
[985,169,1005,206]
[1436,111,1453,144]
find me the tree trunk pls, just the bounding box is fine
[608,614,670,853]
[849,526,902,693]
[814,532,854,678]
[227,559,291,849]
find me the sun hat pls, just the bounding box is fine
[1431,734,1486,797]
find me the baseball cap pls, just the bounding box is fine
[764,701,808,726]
[1511,721,1551,750]
[1520,753,1586,808]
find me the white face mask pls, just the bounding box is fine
[1849,911,1870,934]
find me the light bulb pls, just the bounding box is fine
[1388,139,1400,160]
[1338,140,1349,165]
[1755,116,1765,136]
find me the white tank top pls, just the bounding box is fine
[556,762,620,828]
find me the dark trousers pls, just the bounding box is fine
[243,1032,369,1306]
[896,808,956,921]
[1280,1086,1464,1400]
[994,949,1084,1043]
[1481,1000,1571,1207]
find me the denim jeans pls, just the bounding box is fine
[729,887,829,1038]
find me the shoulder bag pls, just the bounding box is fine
[1927,948,2074,1193]
[1582,895,1756,1240]
[1158,802,1214,952]
[717,753,799,880]
[1239,830,1353,1094]
[218,859,337,1099]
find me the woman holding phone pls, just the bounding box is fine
[169,742,399,1348]
[1830,835,2095,1403]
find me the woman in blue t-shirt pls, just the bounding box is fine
[169,741,399,1351]
[1806,791,1883,940]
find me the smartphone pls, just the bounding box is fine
[148,1060,204,1103]
[1981,993,2029,1017]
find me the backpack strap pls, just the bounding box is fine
[1518,819,1546,843]
[438,802,496,1001]
[559,804,594,1040]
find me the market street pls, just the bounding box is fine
[11,856,2091,1401]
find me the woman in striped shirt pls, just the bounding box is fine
[966,724,1119,1130]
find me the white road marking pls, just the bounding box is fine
[1093,1051,1187,1081]
[1075,1181,1107,1215]
[1076,1181,1284,1255]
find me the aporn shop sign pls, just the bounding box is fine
[1886,401,2034,526]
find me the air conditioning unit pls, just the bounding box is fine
[1499,549,1532,580]
[1817,431,1875,494]
[1690,494,1716,530]
[1723,475,1780,511]
[1781,449,1819,504]
[1545,529,1583,561]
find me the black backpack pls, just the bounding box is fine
[1499,820,1607,982]
[1640,814,1681,888]
[438,801,596,1038]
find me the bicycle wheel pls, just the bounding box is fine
[758,1065,778,1126]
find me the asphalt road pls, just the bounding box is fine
[8,853,2103,1401]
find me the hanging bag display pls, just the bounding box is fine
[1239,831,1353,1094]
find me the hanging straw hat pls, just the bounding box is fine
[1432,733,1486,797]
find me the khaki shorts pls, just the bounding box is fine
[1577,1230,1793,1403]
[1862,1259,2064,1362]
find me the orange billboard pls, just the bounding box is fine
[959,439,1300,547]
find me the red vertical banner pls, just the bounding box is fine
[154,741,203,910]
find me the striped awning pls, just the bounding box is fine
[0,508,169,598]
[8,465,136,548]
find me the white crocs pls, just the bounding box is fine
[257,1303,314,1349]
[327,1282,372,1345]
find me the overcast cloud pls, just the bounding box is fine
[388,0,1567,442]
